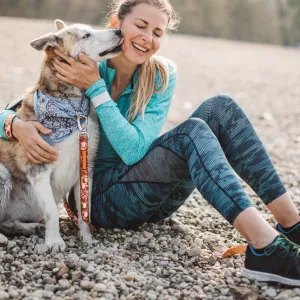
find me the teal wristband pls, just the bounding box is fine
[85,79,107,99]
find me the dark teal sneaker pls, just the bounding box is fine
[276,223,300,246]
[241,236,300,286]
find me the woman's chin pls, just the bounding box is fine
[123,53,146,65]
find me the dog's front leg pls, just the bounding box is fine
[29,169,66,253]
[74,179,97,245]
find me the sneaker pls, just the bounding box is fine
[276,223,300,246]
[241,235,300,286]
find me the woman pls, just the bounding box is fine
[2,0,300,286]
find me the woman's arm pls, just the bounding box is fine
[0,109,58,164]
[87,66,177,165]
[0,110,17,139]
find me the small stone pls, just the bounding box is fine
[35,244,48,255]
[178,244,188,256]
[80,280,94,290]
[187,247,201,257]
[143,231,153,239]
[226,260,234,268]
[207,255,217,264]
[220,288,229,296]
[72,271,83,281]
[94,283,106,292]
[58,279,70,290]
[124,273,135,281]
[57,264,69,277]
[0,291,9,300]
[8,289,19,298]
[275,290,296,300]
[0,234,8,246]
[146,290,157,300]
[4,254,14,263]
[265,288,277,298]
[194,238,203,247]
[66,253,79,267]
[86,265,95,273]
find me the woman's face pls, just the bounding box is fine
[116,3,169,65]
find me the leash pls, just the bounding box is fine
[63,100,96,233]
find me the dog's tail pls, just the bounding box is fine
[0,164,12,221]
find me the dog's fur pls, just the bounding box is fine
[0,20,122,253]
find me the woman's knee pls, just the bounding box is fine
[204,94,236,110]
[178,118,210,136]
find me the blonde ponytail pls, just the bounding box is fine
[126,56,169,122]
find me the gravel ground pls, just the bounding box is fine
[1,17,300,300]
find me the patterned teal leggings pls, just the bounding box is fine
[70,96,286,229]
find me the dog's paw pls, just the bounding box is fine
[45,235,66,253]
[77,231,98,245]
[35,236,66,254]
[82,236,99,245]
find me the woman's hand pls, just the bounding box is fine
[53,49,101,90]
[12,119,58,164]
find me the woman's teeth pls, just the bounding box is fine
[132,43,148,52]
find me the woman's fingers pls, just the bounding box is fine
[26,151,43,165]
[32,144,56,162]
[55,72,73,84]
[37,138,58,156]
[54,49,76,66]
[31,147,53,163]
[53,61,69,77]
[78,52,96,68]
[31,121,52,135]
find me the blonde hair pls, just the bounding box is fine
[105,0,180,122]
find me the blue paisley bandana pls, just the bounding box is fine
[34,90,90,145]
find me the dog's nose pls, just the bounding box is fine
[115,30,122,37]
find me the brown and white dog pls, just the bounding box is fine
[0,20,122,253]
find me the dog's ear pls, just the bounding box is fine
[29,33,59,51]
[55,19,67,31]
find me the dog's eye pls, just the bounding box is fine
[82,33,91,39]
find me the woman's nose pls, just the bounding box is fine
[141,31,152,43]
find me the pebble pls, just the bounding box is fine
[275,290,296,300]
[58,279,70,290]
[0,291,9,300]
[0,234,8,246]
[80,280,94,290]
[94,283,107,292]
[187,247,202,257]
[265,287,277,298]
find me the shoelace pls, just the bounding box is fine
[265,236,300,257]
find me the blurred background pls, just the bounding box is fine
[0,0,300,167]
[0,0,300,47]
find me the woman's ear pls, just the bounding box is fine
[110,14,121,29]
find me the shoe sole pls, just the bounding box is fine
[241,268,300,286]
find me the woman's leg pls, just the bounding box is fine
[91,117,278,248]
[189,95,300,227]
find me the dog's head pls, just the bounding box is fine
[29,20,123,62]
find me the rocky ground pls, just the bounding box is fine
[0,17,300,299]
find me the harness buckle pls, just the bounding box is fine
[77,113,88,132]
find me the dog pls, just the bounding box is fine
[0,20,123,253]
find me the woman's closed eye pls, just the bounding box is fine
[136,25,162,37]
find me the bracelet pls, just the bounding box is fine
[4,114,18,140]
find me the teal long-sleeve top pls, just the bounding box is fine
[0,56,177,172]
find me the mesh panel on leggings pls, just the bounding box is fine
[119,146,189,183]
